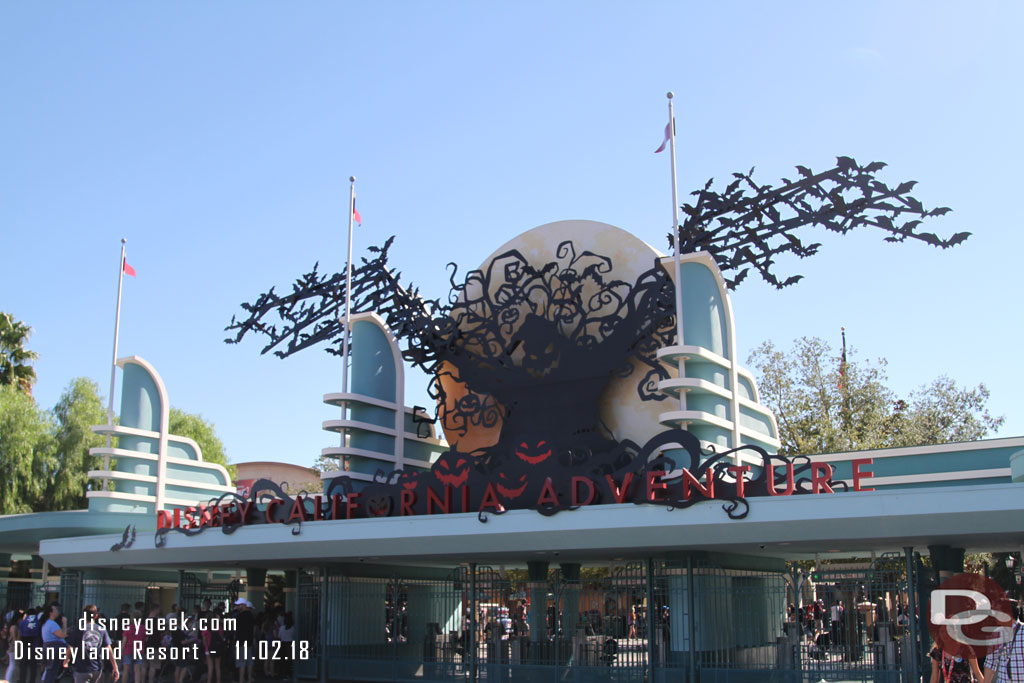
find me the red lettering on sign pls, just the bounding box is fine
[264,499,280,524]
[681,468,714,500]
[346,493,361,519]
[767,464,795,496]
[479,483,505,513]
[727,465,751,498]
[313,495,325,521]
[571,477,596,506]
[811,463,834,494]
[427,486,451,514]
[605,473,634,504]
[239,501,253,524]
[460,486,470,513]
[288,496,306,523]
[331,494,342,520]
[401,490,416,516]
[184,506,197,529]
[536,478,559,508]
[852,458,875,492]
[157,510,172,529]
[646,470,669,502]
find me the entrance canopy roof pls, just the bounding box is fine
[0,510,137,554]
[39,480,1024,570]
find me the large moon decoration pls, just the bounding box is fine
[438,220,675,454]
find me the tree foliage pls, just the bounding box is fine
[1,373,236,511]
[0,385,52,514]
[169,407,235,479]
[46,378,107,509]
[747,337,1004,457]
[0,378,109,512]
[0,312,39,394]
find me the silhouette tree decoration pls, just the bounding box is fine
[224,157,965,517]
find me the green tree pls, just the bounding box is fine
[0,312,39,394]
[0,385,53,513]
[43,378,107,510]
[747,337,1003,457]
[312,453,340,475]
[168,407,236,479]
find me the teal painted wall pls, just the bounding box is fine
[681,261,728,358]
[350,321,397,403]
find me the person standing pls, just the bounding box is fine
[120,609,145,683]
[141,605,162,683]
[18,608,42,683]
[4,609,24,683]
[277,614,295,681]
[40,602,68,683]
[929,643,983,683]
[199,609,224,683]
[108,606,129,683]
[830,601,845,648]
[62,604,119,683]
[232,600,255,683]
[983,618,1022,683]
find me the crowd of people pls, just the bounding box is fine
[0,598,298,683]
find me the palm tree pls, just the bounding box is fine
[0,312,39,394]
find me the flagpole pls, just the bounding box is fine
[341,176,356,407]
[667,92,687,414]
[105,238,127,470]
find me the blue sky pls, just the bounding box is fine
[2,1,1021,469]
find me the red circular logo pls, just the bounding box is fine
[927,573,1015,658]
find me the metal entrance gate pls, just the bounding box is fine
[0,579,47,610]
[651,554,916,683]
[294,556,921,683]
[295,569,322,680]
[298,564,655,683]
[796,553,916,683]
[178,571,241,611]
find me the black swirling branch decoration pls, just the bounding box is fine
[669,157,968,289]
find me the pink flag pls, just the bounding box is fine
[353,200,362,226]
[654,122,671,153]
[122,259,136,277]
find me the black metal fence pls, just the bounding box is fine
[287,555,919,683]
[0,579,59,611]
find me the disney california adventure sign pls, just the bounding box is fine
[155,428,876,545]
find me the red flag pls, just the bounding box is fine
[654,122,671,153]
[353,205,362,225]
[122,259,136,277]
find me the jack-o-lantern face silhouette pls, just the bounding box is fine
[515,440,552,465]
[434,453,471,488]
[399,470,420,491]
[367,494,392,517]
[496,471,529,500]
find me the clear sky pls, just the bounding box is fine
[2,1,1021,470]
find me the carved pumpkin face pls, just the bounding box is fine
[434,453,471,488]
[367,494,392,517]
[515,440,552,466]
[399,470,420,491]
[496,471,529,500]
